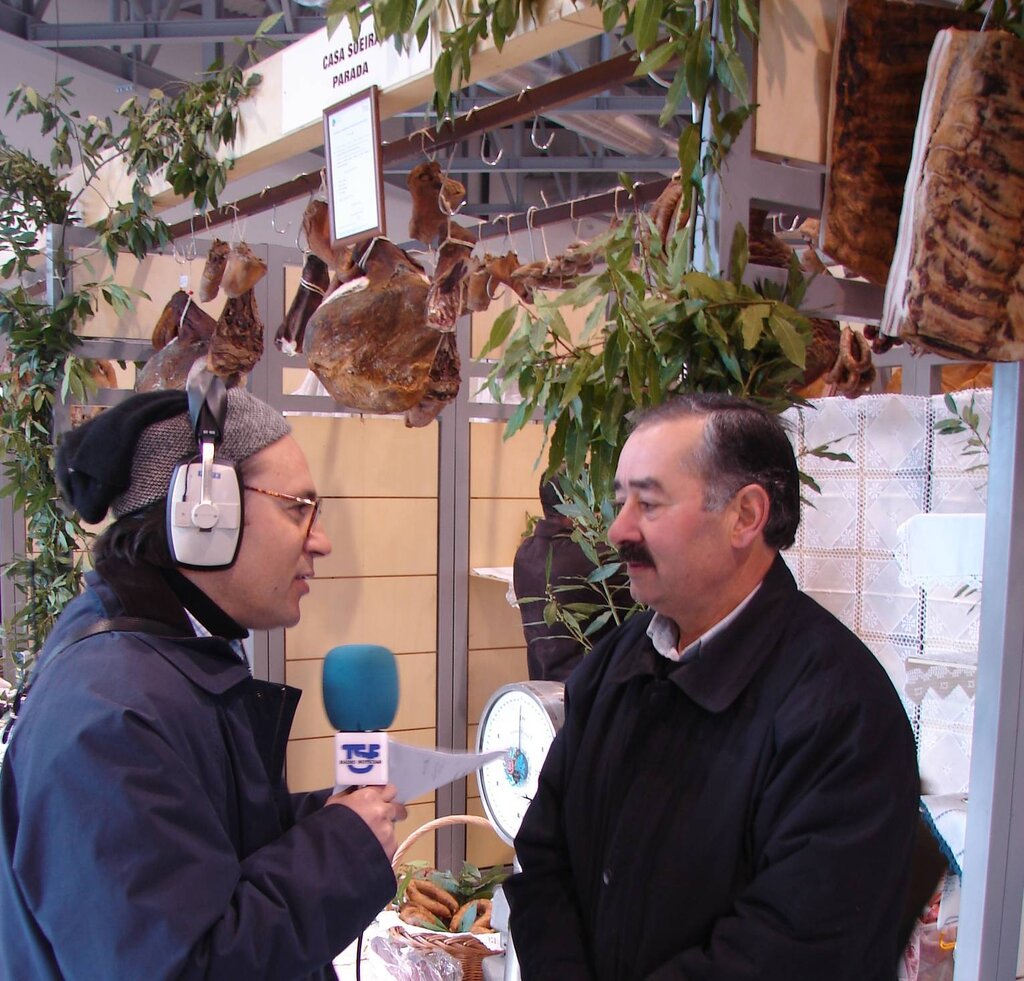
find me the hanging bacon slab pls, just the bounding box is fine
[303,237,450,414]
[881,28,1024,360]
[821,0,981,286]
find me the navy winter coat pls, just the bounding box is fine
[506,557,920,980]
[0,558,395,980]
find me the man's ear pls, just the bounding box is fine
[730,483,771,548]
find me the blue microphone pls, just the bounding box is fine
[322,644,399,788]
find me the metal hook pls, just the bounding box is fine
[438,182,466,218]
[481,132,503,167]
[435,151,467,217]
[415,126,437,161]
[178,290,193,331]
[227,202,244,245]
[526,205,540,263]
[188,214,199,260]
[538,190,552,261]
[271,202,292,236]
[181,214,198,262]
[530,115,555,151]
[569,198,584,243]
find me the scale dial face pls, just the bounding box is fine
[476,681,564,845]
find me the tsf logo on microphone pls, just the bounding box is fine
[334,732,389,785]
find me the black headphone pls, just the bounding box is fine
[166,372,244,569]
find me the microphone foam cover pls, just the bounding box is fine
[322,644,399,731]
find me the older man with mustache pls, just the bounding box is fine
[505,393,921,981]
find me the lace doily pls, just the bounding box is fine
[894,513,985,590]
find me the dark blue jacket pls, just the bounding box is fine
[0,559,395,980]
[506,557,920,980]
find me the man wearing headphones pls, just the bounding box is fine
[0,378,406,980]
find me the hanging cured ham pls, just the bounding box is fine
[881,28,1024,360]
[208,289,264,383]
[408,161,467,244]
[198,239,230,302]
[275,252,331,355]
[303,237,458,419]
[137,291,217,392]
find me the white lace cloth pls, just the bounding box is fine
[782,391,991,797]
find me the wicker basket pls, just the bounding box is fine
[389,815,503,981]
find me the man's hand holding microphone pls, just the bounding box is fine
[321,644,408,859]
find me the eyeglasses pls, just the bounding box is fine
[243,485,323,539]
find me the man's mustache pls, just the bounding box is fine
[617,543,654,567]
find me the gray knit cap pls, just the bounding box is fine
[112,388,291,517]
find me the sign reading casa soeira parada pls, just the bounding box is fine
[281,24,433,133]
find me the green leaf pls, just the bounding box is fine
[768,313,806,369]
[455,901,479,933]
[479,305,518,356]
[256,13,283,36]
[739,304,768,349]
[658,65,687,128]
[729,222,748,285]
[798,471,822,495]
[736,0,760,35]
[588,562,625,583]
[715,48,749,100]
[677,122,701,180]
[684,20,712,108]
[504,397,534,436]
[638,41,676,76]
[433,49,453,107]
[602,0,625,33]
[632,0,661,52]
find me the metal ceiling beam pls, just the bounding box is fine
[26,15,323,46]
[45,42,181,88]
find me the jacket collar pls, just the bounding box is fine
[607,555,797,713]
[88,557,251,695]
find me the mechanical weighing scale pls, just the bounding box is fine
[474,680,565,981]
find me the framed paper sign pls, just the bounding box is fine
[323,86,385,247]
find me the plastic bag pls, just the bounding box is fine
[367,934,463,981]
[899,873,957,981]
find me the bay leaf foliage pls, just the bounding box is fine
[0,42,267,690]
[481,215,813,501]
